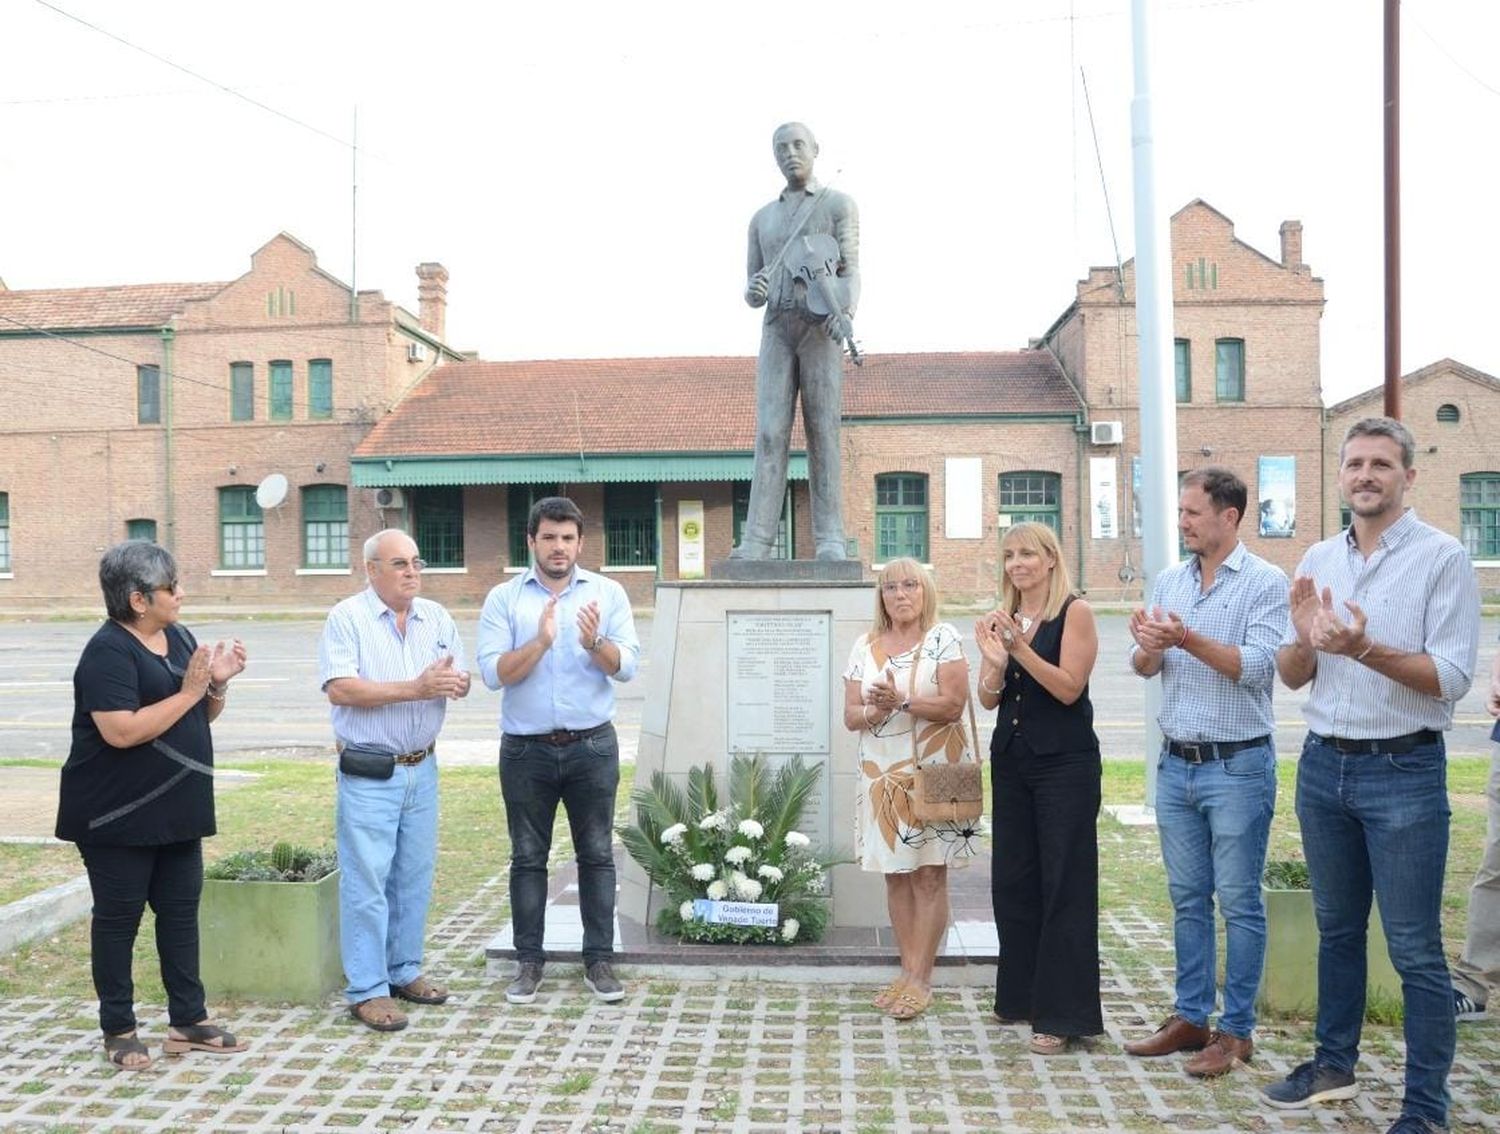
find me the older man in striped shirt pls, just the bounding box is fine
[1264,417,1480,1134]
[1125,467,1288,1077]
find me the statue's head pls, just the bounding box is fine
[772,122,818,185]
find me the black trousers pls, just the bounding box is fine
[991,734,1104,1037]
[78,840,206,1036]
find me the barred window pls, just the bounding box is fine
[604,483,657,567]
[411,487,464,568]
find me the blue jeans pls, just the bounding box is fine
[1296,733,1453,1127]
[1155,741,1276,1038]
[500,725,621,965]
[336,755,439,1003]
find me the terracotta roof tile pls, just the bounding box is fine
[356,351,1080,458]
[0,282,226,331]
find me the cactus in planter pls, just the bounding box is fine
[205,845,336,883]
[272,841,297,876]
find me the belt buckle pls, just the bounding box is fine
[1181,743,1205,765]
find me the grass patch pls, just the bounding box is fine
[0,842,83,905]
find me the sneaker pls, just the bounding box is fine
[1261,1059,1358,1109]
[583,960,625,1003]
[506,961,544,1005]
[1454,987,1487,1022]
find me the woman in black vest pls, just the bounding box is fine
[975,521,1103,1054]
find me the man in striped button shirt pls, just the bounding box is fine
[1264,417,1480,1134]
[1124,467,1288,1077]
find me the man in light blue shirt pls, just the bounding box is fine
[1265,417,1480,1134]
[477,497,640,1006]
[1125,467,1287,1078]
[319,529,469,1033]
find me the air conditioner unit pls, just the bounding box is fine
[406,342,426,362]
[1091,420,1124,446]
[373,487,406,510]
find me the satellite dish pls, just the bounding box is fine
[255,472,289,509]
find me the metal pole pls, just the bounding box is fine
[161,327,176,552]
[1131,0,1179,809]
[1384,0,1401,418]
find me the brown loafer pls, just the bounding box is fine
[391,975,449,1005]
[350,996,408,1032]
[1122,1013,1210,1057]
[1185,1031,1253,1077]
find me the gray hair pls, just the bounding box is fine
[1341,416,1416,468]
[99,540,178,622]
[363,528,413,562]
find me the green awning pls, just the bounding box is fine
[350,453,809,487]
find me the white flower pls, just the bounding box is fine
[690,862,717,882]
[784,831,811,848]
[737,819,764,839]
[781,918,800,941]
[724,845,752,865]
[706,880,728,900]
[660,823,688,845]
[733,875,763,900]
[757,864,784,883]
[698,812,726,831]
[679,900,696,921]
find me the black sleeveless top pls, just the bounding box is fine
[989,595,1099,757]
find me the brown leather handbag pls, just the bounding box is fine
[905,632,983,826]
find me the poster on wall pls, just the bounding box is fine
[1257,456,1296,538]
[678,500,705,578]
[1090,457,1119,539]
[1130,456,1142,538]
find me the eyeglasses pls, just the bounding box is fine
[374,557,427,572]
[880,579,922,594]
[139,581,179,596]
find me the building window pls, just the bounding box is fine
[137,365,161,424]
[1437,403,1461,425]
[308,359,333,420]
[1460,473,1500,559]
[1215,339,1245,402]
[230,362,254,421]
[126,518,157,543]
[411,487,464,568]
[0,492,9,571]
[732,482,793,559]
[218,487,264,569]
[508,484,561,568]
[269,360,293,421]
[875,473,928,561]
[999,471,1061,533]
[1174,339,1191,402]
[604,483,657,567]
[302,485,348,568]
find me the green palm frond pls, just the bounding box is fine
[685,762,719,819]
[728,751,773,822]
[618,824,675,884]
[629,767,692,833]
[759,756,822,846]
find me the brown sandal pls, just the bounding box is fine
[872,980,906,1010]
[888,986,932,1020]
[1030,1032,1069,1055]
[392,975,449,1005]
[350,996,408,1032]
[103,1031,153,1070]
[163,1022,247,1055]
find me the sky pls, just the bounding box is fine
[4,0,1498,406]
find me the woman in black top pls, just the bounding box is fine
[55,541,249,1070]
[975,521,1103,1054]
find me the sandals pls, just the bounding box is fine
[350,996,409,1032]
[887,986,933,1020]
[163,1022,248,1055]
[103,1031,152,1071]
[872,979,907,1010]
[392,975,449,1005]
[1029,1032,1070,1055]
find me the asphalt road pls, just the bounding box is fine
[0,613,1493,762]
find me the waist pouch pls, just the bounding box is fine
[338,745,395,781]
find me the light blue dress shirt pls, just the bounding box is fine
[476,566,640,735]
[317,586,464,753]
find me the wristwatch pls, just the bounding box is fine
[589,634,606,652]
[898,699,910,713]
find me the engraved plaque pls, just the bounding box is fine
[726,612,831,754]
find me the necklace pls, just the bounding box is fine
[1016,611,1040,633]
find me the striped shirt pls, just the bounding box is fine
[1132,541,1288,742]
[318,587,465,753]
[1284,509,1480,737]
[476,566,640,735]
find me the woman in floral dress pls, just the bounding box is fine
[842,557,974,1020]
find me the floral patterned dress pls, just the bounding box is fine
[843,622,977,872]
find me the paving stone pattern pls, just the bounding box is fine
[0,880,1496,1132]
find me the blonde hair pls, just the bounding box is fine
[869,557,938,639]
[1000,522,1073,623]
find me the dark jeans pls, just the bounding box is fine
[78,839,206,1036]
[500,724,620,965]
[991,734,1103,1037]
[1296,733,1454,1127]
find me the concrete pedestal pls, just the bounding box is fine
[619,577,889,931]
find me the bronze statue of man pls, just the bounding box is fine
[732,122,860,561]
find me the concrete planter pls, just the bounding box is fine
[200,869,342,1003]
[1258,883,1402,1018]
